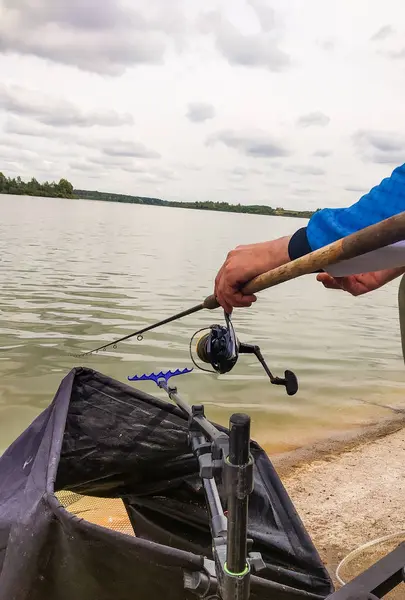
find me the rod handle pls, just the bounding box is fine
[203,211,405,309]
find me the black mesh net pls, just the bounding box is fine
[0,367,334,600]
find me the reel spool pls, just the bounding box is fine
[190,312,298,396]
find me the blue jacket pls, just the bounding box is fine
[288,163,405,259]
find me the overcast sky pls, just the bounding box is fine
[0,0,404,209]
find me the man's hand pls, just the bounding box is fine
[214,236,291,313]
[317,267,405,296]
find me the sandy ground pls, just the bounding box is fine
[273,413,405,594]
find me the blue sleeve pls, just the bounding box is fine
[288,163,405,259]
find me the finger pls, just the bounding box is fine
[323,280,343,290]
[317,273,340,286]
[217,294,233,314]
[221,290,256,309]
[327,274,371,296]
[216,286,235,313]
[214,265,225,294]
[214,269,229,307]
[341,281,369,296]
[317,274,343,290]
[233,292,257,305]
[316,273,333,283]
[228,297,255,308]
[215,286,232,313]
[221,294,250,309]
[215,262,257,310]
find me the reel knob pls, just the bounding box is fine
[274,370,298,396]
[270,370,298,396]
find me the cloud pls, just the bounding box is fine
[231,184,250,192]
[0,135,26,150]
[206,129,290,158]
[100,140,161,159]
[186,102,216,123]
[74,160,148,175]
[4,117,58,139]
[0,144,39,163]
[363,152,405,165]
[4,116,160,159]
[352,129,405,164]
[247,0,276,32]
[229,166,264,178]
[69,161,104,173]
[0,83,133,127]
[296,111,330,128]
[0,0,186,75]
[86,155,140,169]
[199,10,291,72]
[175,162,202,172]
[317,38,335,52]
[135,169,178,183]
[383,48,405,60]
[4,117,98,147]
[370,25,395,42]
[371,25,405,61]
[72,155,175,180]
[290,187,316,195]
[3,118,93,156]
[285,164,325,176]
[344,184,368,193]
[355,131,403,153]
[313,149,332,158]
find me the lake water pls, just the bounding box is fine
[1,194,404,457]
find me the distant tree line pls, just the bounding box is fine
[75,189,318,219]
[0,172,76,198]
[0,171,319,217]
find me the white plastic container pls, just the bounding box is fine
[336,531,405,600]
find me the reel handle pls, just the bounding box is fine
[238,343,298,396]
[193,329,298,396]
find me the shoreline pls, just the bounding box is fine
[271,410,405,477]
[0,190,314,219]
[271,413,405,593]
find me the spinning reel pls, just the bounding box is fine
[190,312,298,396]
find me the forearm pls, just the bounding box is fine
[287,163,405,276]
[306,163,405,251]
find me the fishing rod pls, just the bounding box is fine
[72,211,405,359]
